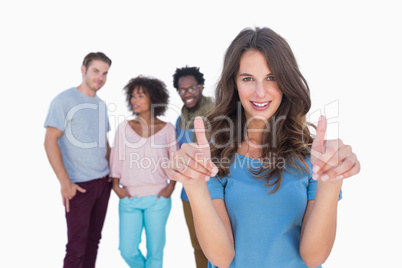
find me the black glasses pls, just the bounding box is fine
[177,85,200,96]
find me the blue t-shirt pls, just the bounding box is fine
[44,87,110,182]
[207,153,342,268]
[175,116,195,202]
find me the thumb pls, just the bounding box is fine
[194,117,209,149]
[312,115,327,152]
[76,185,86,193]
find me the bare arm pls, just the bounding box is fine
[184,181,234,268]
[106,140,111,164]
[111,177,132,199]
[300,116,359,267]
[44,127,85,212]
[44,127,69,186]
[165,117,235,268]
[157,180,176,199]
[300,180,342,267]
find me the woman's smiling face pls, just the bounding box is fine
[236,49,283,123]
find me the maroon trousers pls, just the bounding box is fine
[63,177,112,268]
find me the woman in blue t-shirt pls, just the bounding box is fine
[165,27,360,268]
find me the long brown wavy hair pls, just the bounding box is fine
[207,27,314,193]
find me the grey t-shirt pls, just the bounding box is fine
[44,87,110,182]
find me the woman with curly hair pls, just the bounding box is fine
[165,27,360,268]
[110,76,178,268]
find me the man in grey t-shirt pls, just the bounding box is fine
[44,52,112,268]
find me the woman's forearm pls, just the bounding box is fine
[184,182,235,268]
[300,180,342,268]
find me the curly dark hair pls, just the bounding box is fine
[123,75,169,117]
[172,66,205,89]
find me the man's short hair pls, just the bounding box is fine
[82,52,112,69]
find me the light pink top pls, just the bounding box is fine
[110,120,178,197]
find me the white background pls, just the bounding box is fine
[1,0,401,267]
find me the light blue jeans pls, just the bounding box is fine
[118,195,171,268]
